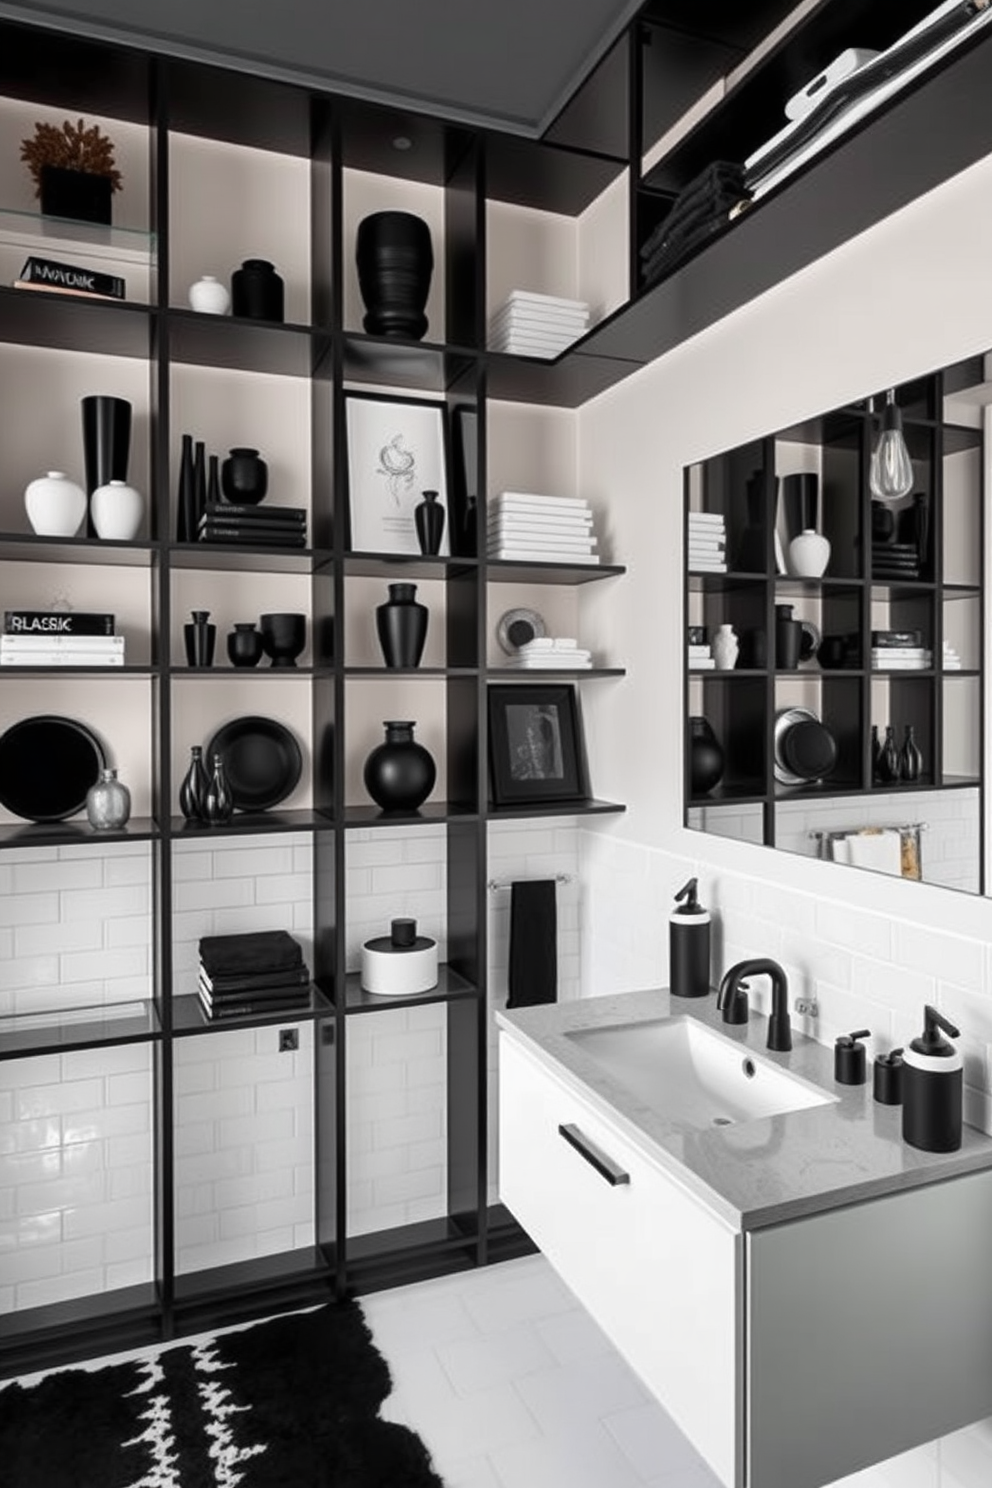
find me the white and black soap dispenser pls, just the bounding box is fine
[669,878,711,999]
[902,1005,963,1152]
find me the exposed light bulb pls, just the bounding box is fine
[869,389,914,503]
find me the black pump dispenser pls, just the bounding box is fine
[873,1048,904,1105]
[902,1005,963,1152]
[669,878,710,999]
[834,1029,870,1085]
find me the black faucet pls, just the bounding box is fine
[718,958,792,1051]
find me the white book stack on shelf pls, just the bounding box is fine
[688,643,715,671]
[687,510,727,573]
[870,647,933,671]
[943,641,962,671]
[488,491,599,564]
[504,637,593,670]
[0,633,125,666]
[488,290,590,358]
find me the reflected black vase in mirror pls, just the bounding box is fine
[179,745,209,821]
[231,259,284,322]
[82,395,131,539]
[689,716,724,796]
[227,623,264,668]
[356,211,433,341]
[775,604,802,670]
[221,447,268,506]
[260,612,306,667]
[364,720,436,811]
[782,472,819,543]
[415,489,445,556]
[736,468,766,571]
[376,583,428,668]
[184,610,216,667]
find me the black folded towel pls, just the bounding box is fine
[640,161,747,261]
[199,929,303,977]
[507,879,558,1009]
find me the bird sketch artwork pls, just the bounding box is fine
[377,432,417,504]
[346,395,449,554]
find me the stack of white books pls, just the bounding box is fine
[488,291,590,358]
[943,641,962,671]
[688,643,715,671]
[0,633,125,666]
[488,492,598,565]
[687,511,727,572]
[870,646,933,671]
[504,638,593,670]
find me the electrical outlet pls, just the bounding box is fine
[794,998,819,1017]
[279,1028,299,1052]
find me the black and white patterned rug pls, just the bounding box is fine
[0,1301,444,1487]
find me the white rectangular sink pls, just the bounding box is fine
[565,1017,836,1129]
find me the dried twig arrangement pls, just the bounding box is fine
[20,118,123,194]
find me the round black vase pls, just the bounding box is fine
[227,623,264,668]
[356,211,433,341]
[260,612,306,667]
[184,610,216,667]
[221,447,268,506]
[414,490,445,556]
[688,717,724,796]
[376,583,428,668]
[364,721,436,811]
[82,394,131,538]
[231,259,284,322]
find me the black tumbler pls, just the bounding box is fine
[82,395,132,538]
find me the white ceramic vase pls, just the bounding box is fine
[90,478,144,541]
[24,470,87,537]
[789,528,831,578]
[712,622,739,671]
[188,274,231,314]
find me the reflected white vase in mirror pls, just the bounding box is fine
[24,470,87,537]
[789,528,830,578]
[188,274,231,314]
[712,622,739,670]
[91,479,144,541]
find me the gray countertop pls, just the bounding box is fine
[496,989,992,1230]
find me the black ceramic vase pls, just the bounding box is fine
[775,603,802,670]
[221,447,268,506]
[184,610,216,667]
[900,725,923,782]
[688,717,724,796]
[179,745,209,821]
[82,394,131,538]
[203,752,234,824]
[231,259,284,322]
[260,612,306,667]
[192,439,207,533]
[177,433,196,542]
[207,453,222,507]
[415,490,445,556]
[356,211,433,340]
[376,583,428,668]
[227,623,264,668]
[880,725,900,784]
[364,720,436,811]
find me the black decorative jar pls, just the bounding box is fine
[688,716,724,796]
[415,489,445,556]
[376,583,428,668]
[260,612,306,667]
[227,623,264,668]
[356,211,433,340]
[203,752,234,825]
[364,721,436,812]
[221,447,268,506]
[231,259,284,322]
[41,165,112,225]
[179,745,209,821]
[184,610,216,667]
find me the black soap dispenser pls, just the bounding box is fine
[902,1006,963,1152]
[669,878,710,999]
[834,1029,870,1085]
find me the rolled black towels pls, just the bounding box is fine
[640,160,749,288]
[507,879,558,1008]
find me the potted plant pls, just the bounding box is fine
[20,117,123,225]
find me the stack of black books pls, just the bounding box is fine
[198,503,308,549]
[198,930,312,1020]
[872,541,920,581]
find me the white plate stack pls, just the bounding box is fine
[504,638,593,670]
[871,645,933,671]
[688,642,714,670]
[943,641,962,671]
[488,491,598,564]
[488,290,590,358]
[687,511,727,573]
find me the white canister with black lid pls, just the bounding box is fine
[902,1004,963,1152]
[361,917,438,996]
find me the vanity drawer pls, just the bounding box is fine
[499,1033,740,1487]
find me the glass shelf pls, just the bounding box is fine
[0,999,159,1059]
[171,988,331,1033]
[0,816,159,849]
[0,206,157,267]
[344,964,477,1013]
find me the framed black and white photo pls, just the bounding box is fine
[345,391,450,555]
[488,684,587,807]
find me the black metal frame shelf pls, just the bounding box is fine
[343,964,477,1014]
[171,989,333,1034]
[0,816,159,849]
[0,1000,160,1060]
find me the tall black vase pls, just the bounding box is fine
[192,440,207,534]
[356,211,433,340]
[177,433,196,543]
[376,583,428,668]
[82,395,131,539]
[415,490,445,556]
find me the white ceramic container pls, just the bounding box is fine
[188,274,231,314]
[24,470,87,537]
[789,528,831,578]
[90,478,144,541]
[712,622,739,671]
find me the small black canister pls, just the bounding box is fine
[669,877,710,998]
[231,258,285,322]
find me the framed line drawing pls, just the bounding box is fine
[345,391,450,555]
[487,683,588,807]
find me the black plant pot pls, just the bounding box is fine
[184,610,216,667]
[688,717,724,796]
[364,721,436,811]
[41,165,112,225]
[356,211,433,341]
[260,612,306,667]
[376,583,428,668]
[231,259,284,322]
[82,394,131,539]
[222,447,268,506]
[227,623,264,668]
[414,490,445,556]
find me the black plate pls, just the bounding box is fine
[205,716,303,811]
[0,715,106,821]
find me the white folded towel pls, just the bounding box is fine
[844,829,903,876]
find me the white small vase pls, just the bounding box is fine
[24,470,87,537]
[188,275,231,315]
[712,622,739,671]
[90,479,144,541]
[789,528,830,578]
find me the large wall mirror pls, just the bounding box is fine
[683,352,987,896]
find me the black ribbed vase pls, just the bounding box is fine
[356,211,433,340]
[376,583,428,668]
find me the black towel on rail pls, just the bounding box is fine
[507,879,558,1009]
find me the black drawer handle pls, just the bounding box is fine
[558,1123,630,1186]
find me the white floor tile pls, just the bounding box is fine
[489,1421,646,1488]
[435,1320,557,1396]
[603,1401,719,1484]
[533,1304,616,1365]
[361,1287,481,1354]
[439,1455,505,1488]
[459,1257,577,1335]
[512,1351,650,1438]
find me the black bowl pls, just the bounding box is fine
[259,612,306,667]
